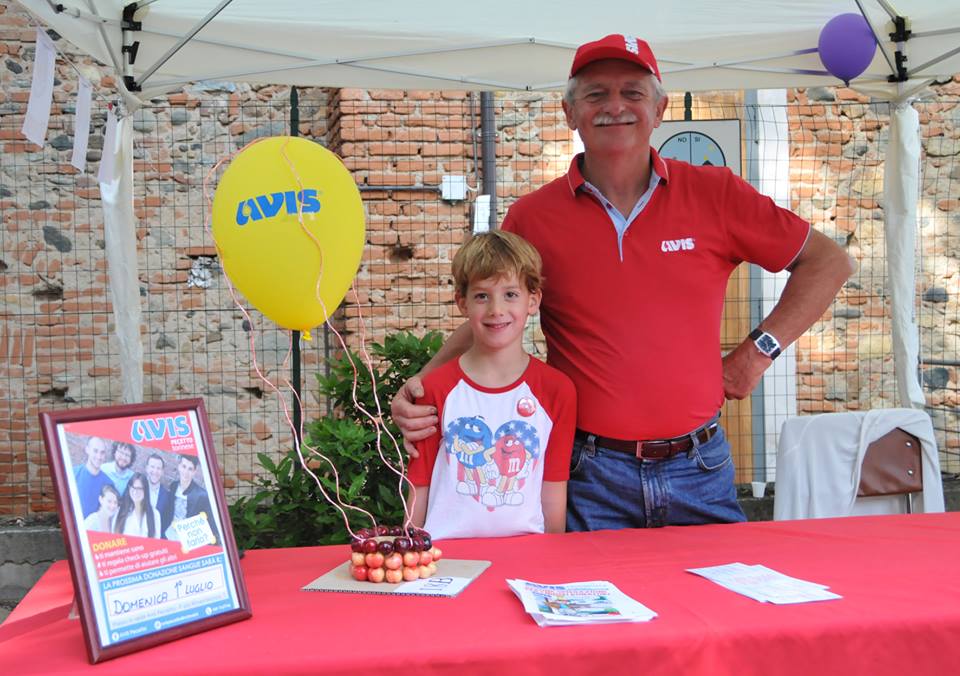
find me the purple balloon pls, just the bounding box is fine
[818,13,878,84]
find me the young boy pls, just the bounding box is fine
[407,230,576,539]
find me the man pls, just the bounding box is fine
[392,34,853,530]
[101,441,136,494]
[74,436,116,518]
[162,454,220,545]
[145,453,173,536]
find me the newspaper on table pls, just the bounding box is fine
[507,578,657,627]
[686,562,842,604]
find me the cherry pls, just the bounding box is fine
[361,538,379,554]
[393,537,411,553]
[378,540,395,556]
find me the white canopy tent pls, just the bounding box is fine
[16,0,960,408]
[17,1,960,97]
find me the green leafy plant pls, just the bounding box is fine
[229,331,442,549]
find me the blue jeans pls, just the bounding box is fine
[566,424,746,531]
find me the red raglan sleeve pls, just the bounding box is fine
[539,364,577,482]
[406,372,445,487]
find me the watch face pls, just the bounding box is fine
[756,334,778,355]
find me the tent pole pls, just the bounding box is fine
[78,0,123,75]
[289,86,303,444]
[853,0,899,78]
[744,90,767,482]
[136,0,236,88]
[480,91,497,229]
[911,44,960,75]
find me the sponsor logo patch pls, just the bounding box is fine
[660,237,696,252]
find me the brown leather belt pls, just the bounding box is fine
[575,421,719,460]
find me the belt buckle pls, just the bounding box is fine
[636,422,716,460]
[637,440,671,460]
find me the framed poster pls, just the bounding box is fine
[39,398,250,663]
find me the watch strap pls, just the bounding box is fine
[748,328,781,360]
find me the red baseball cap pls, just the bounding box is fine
[570,34,661,81]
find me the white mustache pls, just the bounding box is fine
[592,112,638,126]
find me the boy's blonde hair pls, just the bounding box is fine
[452,230,543,297]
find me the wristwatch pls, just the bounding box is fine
[748,328,781,360]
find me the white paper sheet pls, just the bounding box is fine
[97,107,118,184]
[70,77,92,171]
[21,28,57,146]
[687,563,841,604]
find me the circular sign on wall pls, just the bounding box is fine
[650,120,741,176]
[658,131,726,167]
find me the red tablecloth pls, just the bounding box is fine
[2,513,959,675]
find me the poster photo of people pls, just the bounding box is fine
[41,400,249,660]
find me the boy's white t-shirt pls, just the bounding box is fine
[409,357,576,540]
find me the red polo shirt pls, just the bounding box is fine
[502,150,810,440]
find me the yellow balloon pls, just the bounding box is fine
[212,136,365,337]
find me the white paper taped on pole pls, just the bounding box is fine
[21,28,57,146]
[71,77,93,172]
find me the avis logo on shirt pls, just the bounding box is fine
[661,237,695,252]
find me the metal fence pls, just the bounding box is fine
[1,85,958,517]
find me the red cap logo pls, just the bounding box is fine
[570,34,661,81]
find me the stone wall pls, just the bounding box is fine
[786,85,960,465]
[0,2,337,513]
[1,0,959,518]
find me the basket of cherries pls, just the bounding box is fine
[349,526,443,584]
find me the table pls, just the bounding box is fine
[2,513,959,675]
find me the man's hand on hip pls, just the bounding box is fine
[722,340,771,400]
[390,375,438,458]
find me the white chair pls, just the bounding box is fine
[773,408,944,520]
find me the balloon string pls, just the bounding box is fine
[277,335,379,532]
[318,286,417,531]
[278,138,327,320]
[201,139,375,540]
[274,139,418,533]
[348,284,419,529]
[274,138,382,530]
[240,298,376,538]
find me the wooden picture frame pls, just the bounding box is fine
[39,398,251,663]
